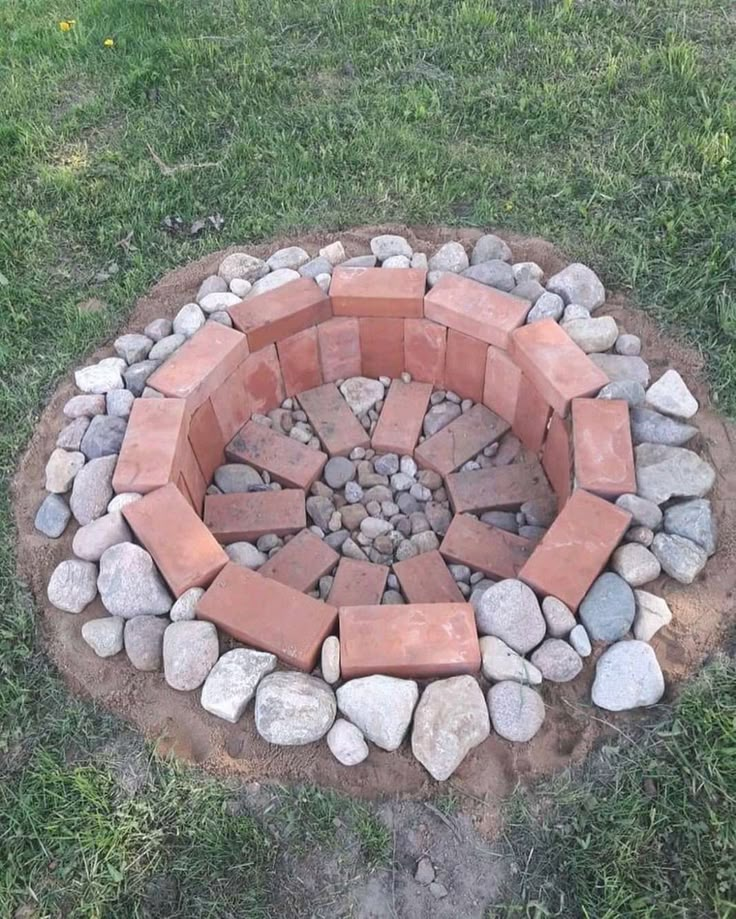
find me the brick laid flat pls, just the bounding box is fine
[542,412,573,510]
[512,375,551,452]
[404,318,446,385]
[339,602,481,679]
[188,399,226,483]
[276,326,323,397]
[204,489,306,543]
[330,266,426,318]
[317,316,361,382]
[359,317,404,379]
[124,483,228,597]
[229,277,331,350]
[443,329,487,403]
[519,489,632,611]
[240,344,285,415]
[424,273,531,349]
[226,419,327,489]
[113,398,189,494]
[327,558,389,607]
[258,529,339,592]
[371,379,432,456]
[297,382,370,457]
[446,459,553,514]
[148,323,249,411]
[510,318,608,416]
[414,403,510,476]
[440,514,537,579]
[198,563,337,671]
[572,398,636,498]
[483,345,521,424]
[393,549,464,603]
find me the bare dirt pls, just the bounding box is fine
[12,226,736,849]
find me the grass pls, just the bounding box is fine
[0,0,735,915]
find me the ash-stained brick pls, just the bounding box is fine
[414,403,509,476]
[204,488,306,543]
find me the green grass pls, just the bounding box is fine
[0,0,735,915]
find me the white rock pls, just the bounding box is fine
[74,362,124,394]
[201,648,277,722]
[319,241,346,265]
[382,254,411,268]
[218,252,269,284]
[645,370,698,419]
[569,624,592,657]
[47,559,98,613]
[45,448,85,493]
[428,241,469,274]
[471,234,512,264]
[229,278,252,297]
[562,316,618,353]
[476,579,546,654]
[225,542,267,569]
[488,682,545,742]
[321,636,340,684]
[172,302,205,337]
[97,542,173,617]
[255,672,336,744]
[246,268,300,299]
[480,636,542,684]
[163,620,219,691]
[370,234,412,260]
[546,262,605,310]
[199,291,241,314]
[339,377,385,415]
[169,587,204,622]
[591,640,664,711]
[315,272,331,293]
[336,675,418,751]
[108,492,142,513]
[541,596,575,637]
[327,718,369,765]
[82,616,124,657]
[633,590,673,641]
[267,246,310,271]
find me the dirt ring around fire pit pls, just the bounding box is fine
[13,226,736,805]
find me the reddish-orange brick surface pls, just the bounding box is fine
[339,602,481,679]
[178,440,207,514]
[414,403,510,476]
[572,398,636,498]
[204,489,306,543]
[393,549,464,603]
[440,514,537,579]
[359,317,404,379]
[510,319,608,416]
[519,489,632,611]
[258,529,339,592]
[443,329,487,403]
[424,274,531,349]
[317,316,361,382]
[483,345,522,424]
[512,375,551,452]
[404,318,446,385]
[542,412,573,510]
[123,482,228,597]
[113,398,189,494]
[226,419,327,489]
[209,362,251,442]
[330,266,426,318]
[198,563,337,670]
[229,277,331,350]
[276,326,323,397]
[188,399,225,483]
[241,344,285,414]
[148,323,249,411]
[446,459,553,514]
[297,383,370,457]
[371,379,432,455]
[327,558,388,607]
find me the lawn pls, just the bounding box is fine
[1,0,735,915]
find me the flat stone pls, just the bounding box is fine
[106,389,135,418]
[97,542,173,618]
[124,616,168,671]
[57,416,90,450]
[635,444,715,505]
[428,241,469,274]
[336,675,418,751]
[541,596,575,638]
[80,415,127,459]
[255,672,336,744]
[324,456,356,489]
[569,624,592,657]
[562,316,618,353]
[214,463,263,493]
[35,493,71,537]
[480,636,542,684]
[297,258,332,280]
[72,511,131,561]
[633,590,672,641]
[663,498,717,556]
[471,234,512,264]
[527,291,564,323]
[546,262,605,310]
[597,380,646,406]
[488,682,545,742]
[266,245,309,271]
[461,260,515,291]
[246,268,300,297]
[225,542,267,569]
[651,533,707,584]
[201,648,277,722]
[45,448,85,493]
[476,579,546,653]
[615,494,663,530]
[70,454,117,524]
[163,620,219,691]
[75,362,124,394]
[591,640,664,710]
[47,559,98,613]
[646,370,698,419]
[170,587,204,621]
[319,241,346,265]
[370,234,412,260]
[611,543,661,587]
[411,676,490,781]
[530,639,583,682]
[342,255,378,268]
[630,407,697,446]
[114,333,152,364]
[579,572,635,641]
[63,394,106,418]
[82,617,124,657]
[339,377,385,416]
[218,251,269,284]
[327,719,369,766]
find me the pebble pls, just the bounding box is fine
[579,572,635,641]
[321,635,341,684]
[645,369,698,419]
[327,719,369,766]
[247,268,300,296]
[35,493,71,537]
[225,542,267,569]
[163,620,219,691]
[199,291,242,314]
[531,639,583,682]
[201,648,277,722]
[297,258,332,280]
[663,498,716,556]
[82,617,124,658]
[630,407,697,446]
[615,493,663,530]
[541,596,576,637]
[449,564,471,583]
[267,246,310,271]
[148,333,185,362]
[513,261,543,283]
[370,234,412,260]
[633,590,672,642]
[428,241,469,274]
[124,360,159,396]
[546,262,605,310]
[426,503,452,535]
[170,587,204,622]
[597,380,646,406]
[45,448,85,493]
[521,496,557,528]
[562,316,618,353]
[342,537,368,561]
[172,302,206,337]
[651,533,707,584]
[423,402,462,436]
[80,415,127,459]
[591,640,664,711]
[383,589,405,603]
[47,559,98,613]
[255,672,336,744]
[72,511,131,561]
[124,616,168,671]
[229,278,252,297]
[74,361,124,394]
[106,389,135,418]
[488,682,545,743]
[480,636,542,685]
[526,291,564,323]
[569,624,592,657]
[196,274,228,302]
[114,333,153,364]
[339,377,384,415]
[336,675,418,751]
[144,317,173,341]
[461,260,515,291]
[476,579,546,654]
[307,495,336,530]
[214,463,263,493]
[411,530,439,554]
[324,456,356,489]
[70,454,117,524]
[610,543,661,587]
[391,472,414,492]
[615,333,641,356]
[360,517,392,539]
[218,252,268,284]
[481,510,518,533]
[97,542,173,617]
[635,444,715,505]
[627,525,654,546]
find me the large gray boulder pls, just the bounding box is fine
[645,370,698,419]
[488,682,545,743]
[163,621,219,691]
[124,616,168,671]
[255,672,336,744]
[47,559,98,613]
[97,542,173,617]
[663,498,717,556]
[336,675,418,751]
[546,263,605,310]
[651,533,707,584]
[591,640,664,710]
[476,579,546,654]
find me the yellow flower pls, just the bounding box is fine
[58,19,76,31]
[103,37,115,47]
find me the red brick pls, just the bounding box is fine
[258,529,339,592]
[483,345,521,424]
[513,374,551,452]
[229,277,331,350]
[393,549,464,603]
[572,398,636,498]
[440,514,537,579]
[446,459,553,514]
[297,383,370,457]
[204,489,306,543]
[113,398,189,494]
[443,329,487,403]
[123,482,228,597]
[339,602,480,680]
[371,379,432,455]
[178,440,207,514]
[327,558,388,607]
[510,319,609,416]
[276,326,323,397]
[317,316,361,382]
[226,419,327,489]
[209,361,251,442]
[414,403,509,476]
[148,323,249,411]
[404,318,446,385]
[198,563,337,670]
[188,398,226,483]
[519,489,632,611]
[241,344,285,414]
[424,274,530,349]
[542,413,573,510]
[359,317,404,379]
[330,266,426,318]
